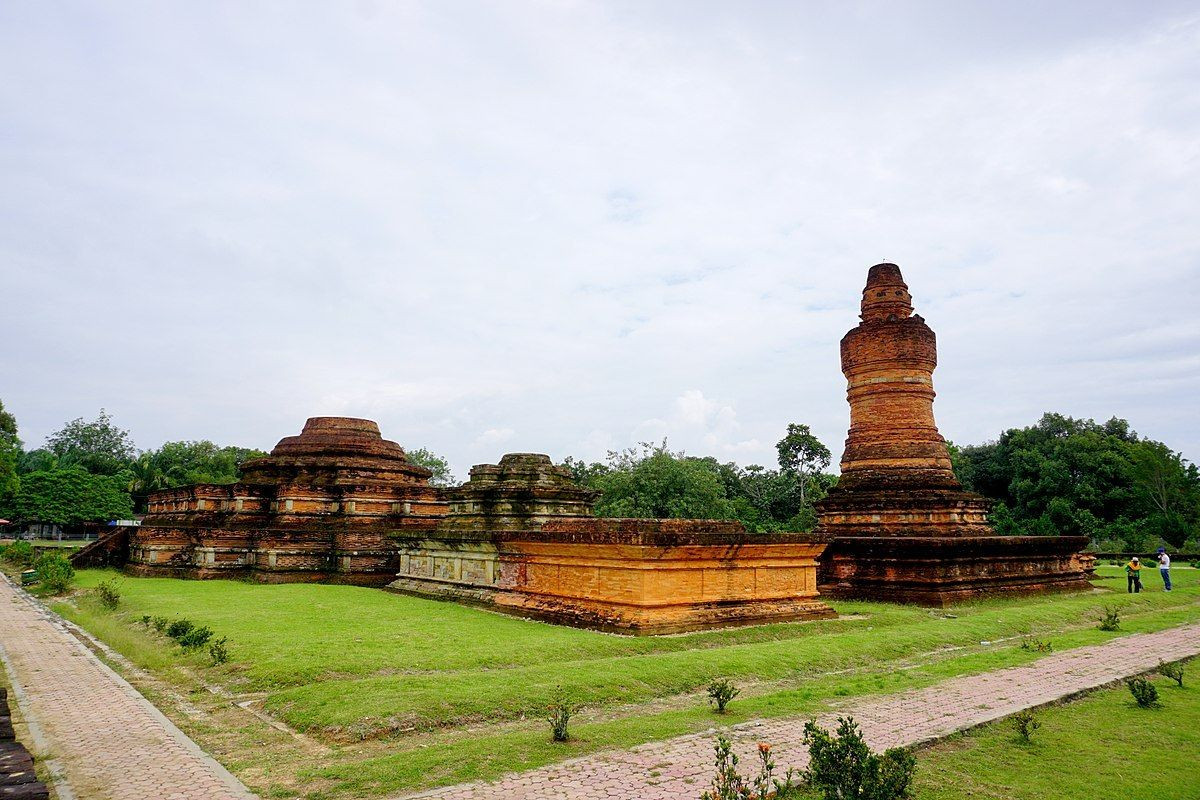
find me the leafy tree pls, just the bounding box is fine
[0,399,16,439]
[147,440,266,486]
[560,429,836,531]
[589,441,735,520]
[957,413,1200,549]
[46,409,136,475]
[0,399,19,510]
[776,423,832,507]
[405,447,457,487]
[17,449,57,474]
[11,467,134,524]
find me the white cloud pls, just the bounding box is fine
[1,2,1198,477]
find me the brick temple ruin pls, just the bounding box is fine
[72,261,1096,624]
[94,419,833,633]
[814,263,1093,604]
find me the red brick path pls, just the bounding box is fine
[0,575,255,800]
[403,623,1200,800]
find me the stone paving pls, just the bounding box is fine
[0,575,255,800]
[404,622,1200,800]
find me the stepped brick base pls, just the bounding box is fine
[818,535,1095,606]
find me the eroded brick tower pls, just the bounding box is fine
[816,263,1093,604]
[819,262,992,538]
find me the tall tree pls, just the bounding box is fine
[0,399,16,440]
[588,441,735,520]
[0,399,20,511]
[776,423,832,507]
[405,447,457,487]
[46,409,136,475]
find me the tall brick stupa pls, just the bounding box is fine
[815,263,1093,605]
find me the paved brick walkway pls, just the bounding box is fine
[405,623,1200,800]
[0,575,255,800]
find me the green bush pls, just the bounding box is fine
[2,540,34,566]
[707,678,740,714]
[1157,660,1184,688]
[166,619,194,640]
[1127,677,1159,708]
[176,625,213,650]
[93,579,121,610]
[209,636,230,665]
[1019,638,1053,653]
[33,552,75,594]
[1012,709,1041,743]
[547,686,576,742]
[151,615,170,632]
[803,716,915,800]
[1098,606,1121,632]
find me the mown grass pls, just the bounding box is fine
[53,566,1200,799]
[910,668,1199,799]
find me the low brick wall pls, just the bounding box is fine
[389,518,834,634]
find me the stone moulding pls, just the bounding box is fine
[388,519,835,635]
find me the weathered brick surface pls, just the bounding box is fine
[0,576,254,800]
[816,264,1091,603]
[402,623,1200,800]
[389,456,833,633]
[123,417,446,584]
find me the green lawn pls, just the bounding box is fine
[52,566,1200,799]
[909,671,1198,799]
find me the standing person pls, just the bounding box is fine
[1157,547,1172,591]
[1126,557,1143,593]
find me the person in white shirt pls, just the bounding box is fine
[1157,547,1172,591]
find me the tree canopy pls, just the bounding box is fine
[46,409,136,476]
[956,413,1200,550]
[10,467,133,524]
[562,424,837,532]
[406,447,456,487]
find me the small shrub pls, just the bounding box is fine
[93,579,121,610]
[139,614,152,625]
[151,616,170,632]
[803,716,915,800]
[1019,638,1053,653]
[33,553,75,594]
[707,678,740,714]
[547,686,576,742]
[176,625,213,650]
[701,737,791,800]
[1157,660,1184,688]
[2,540,34,566]
[166,618,195,639]
[1098,606,1121,632]
[1127,677,1159,708]
[208,636,229,665]
[1012,709,1041,743]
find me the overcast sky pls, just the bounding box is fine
[3,1,1198,480]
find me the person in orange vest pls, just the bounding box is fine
[1125,557,1143,593]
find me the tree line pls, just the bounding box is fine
[2,398,1197,550]
[952,413,1200,552]
[0,402,268,525]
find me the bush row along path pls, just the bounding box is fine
[0,575,255,800]
[403,621,1200,800]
